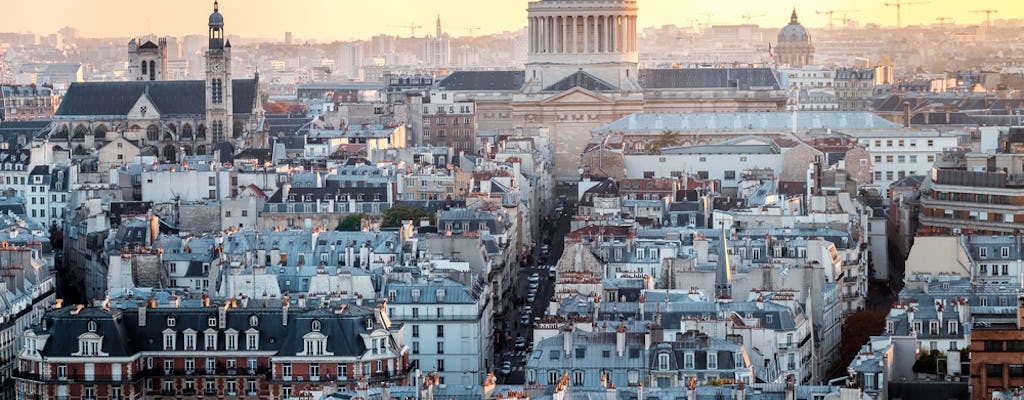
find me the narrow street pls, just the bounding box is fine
[495,196,574,384]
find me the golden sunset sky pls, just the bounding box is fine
[7,0,1019,40]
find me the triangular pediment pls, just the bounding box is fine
[126,92,161,120]
[539,87,614,105]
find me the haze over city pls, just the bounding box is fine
[5,0,1020,40]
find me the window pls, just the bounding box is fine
[164,359,174,373]
[707,353,718,369]
[437,341,444,354]
[927,139,934,147]
[437,325,444,337]
[312,320,321,332]
[1002,247,1010,258]
[226,331,238,350]
[874,155,881,163]
[684,352,694,369]
[412,325,419,337]
[724,170,736,180]
[167,316,176,327]
[412,342,420,354]
[211,79,223,104]
[310,364,320,380]
[658,353,670,370]
[948,321,958,335]
[980,247,988,259]
[282,364,292,379]
[185,358,195,373]
[246,331,259,350]
[437,359,445,372]
[206,357,216,373]
[57,364,67,379]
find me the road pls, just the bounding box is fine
[495,197,574,384]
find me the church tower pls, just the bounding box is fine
[128,37,167,81]
[205,0,233,143]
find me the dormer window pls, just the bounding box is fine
[87,320,97,332]
[208,315,217,327]
[311,320,322,332]
[707,352,718,369]
[167,315,176,327]
[249,315,259,327]
[246,329,260,350]
[365,318,373,330]
[658,353,670,370]
[302,332,331,356]
[75,333,104,357]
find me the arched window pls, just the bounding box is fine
[249,315,259,327]
[141,61,147,75]
[311,320,321,332]
[167,315,176,327]
[73,124,89,137]
[211,79,223,104]
[167,123,177,134]
[196,124,207,141]
[208,315,217,327]
[212,121,223,142]
[163,132,174,142]
[87,320,97,332]
[149,60,156,80]
[93,125,108,138]
[182,123,193,140]
[163,145,177,163]
[233,121,244,138]
[146,125,159,141]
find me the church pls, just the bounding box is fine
[437,0,789,181]
[50,1,262,162]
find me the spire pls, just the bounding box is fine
[715,225,733,300]
[790,8,799,24]
[214,0,219,12]
[436,15,442,38]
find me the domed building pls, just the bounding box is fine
[775,9,814,67]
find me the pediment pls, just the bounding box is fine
[126,92,161,120]
[539,87,613,105]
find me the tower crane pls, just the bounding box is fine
[884,0,931,31]
[452,26,481,36]
[970,10,998,30]
[387,23,423,38]
[741,14,764,24]
[816,9,860,30]
[935,17,953,30]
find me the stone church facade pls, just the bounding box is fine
[50,1,262,163]
[438,0,788,182]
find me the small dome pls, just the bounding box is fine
[777,9,810,44]
[209,1,224,27]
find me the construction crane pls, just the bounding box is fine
[452,26,481,36]
[388,23,423,38]
[935,17,953,30]
[884,0,931,31]
[970,10,998,30]
[700,13,713,28]
[816,9,860,30]
[740,14,764,24]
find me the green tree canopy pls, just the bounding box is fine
[382,205,433,228]
[335,213,365,231]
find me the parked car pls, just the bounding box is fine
[527,293,536,303]
[529,273,540,282]
[515,336,526,349]
[500,361,512,375]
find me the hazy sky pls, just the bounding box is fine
[6,0,1019,41]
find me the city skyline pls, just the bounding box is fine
[5,0,1020,42]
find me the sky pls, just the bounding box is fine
[5,0,1020,41]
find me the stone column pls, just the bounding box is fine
[593,15,600,53]
[528,17,534,53]
[561,16,567,54]
[571,16,577,53]
[583,15,589,53]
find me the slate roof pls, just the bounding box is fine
[436,71,526,91]
[638,68,781,90]
[594,112,900,134]
[383,277,480,304]
[56,79,258,117]
[544,70,617,92]
[36,301,390,358]
[0,120,50,143]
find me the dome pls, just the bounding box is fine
[209,1,224,27]
[777,9,810,44]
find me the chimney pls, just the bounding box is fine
[138,302,147,326]
[735,381,746,400]
[639,294,646,320]
[785,374,797,400]
[202,293,210,307]
[282,294,290,326]
[148,296,157,308]
[219,302,228,329]
[903,101,911,128]
[563,324,573,355]
[616,324,626,357]
[644,325,652,351]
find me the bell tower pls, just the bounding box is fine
[205,0,233,143]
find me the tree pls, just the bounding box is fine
[649,129,684,153]
[382,205,433,228]
[335,213,365,231]
[832,310,886,378]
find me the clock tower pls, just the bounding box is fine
[205,0,233,143]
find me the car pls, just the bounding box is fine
[520,314,530,325]
[515,336,526,349]
[524,305,533,315]
[529,281,539,290]
[527,294,536,303]
[500,361,512,375]
[528,273,540,282]
[534,316,541,324]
